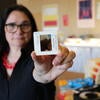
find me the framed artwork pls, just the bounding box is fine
[77,0,95,28]
[42,4,59,31]
[79,0,92,19]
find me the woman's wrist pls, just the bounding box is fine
[33,69,50,84]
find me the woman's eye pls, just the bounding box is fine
[9,24,16,27]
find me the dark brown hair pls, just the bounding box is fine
[0,4,38,54]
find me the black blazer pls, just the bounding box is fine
[0,48,55,100]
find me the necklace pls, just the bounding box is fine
[2,53,16,69]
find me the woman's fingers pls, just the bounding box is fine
[52,46,69,65]
[62,51,76,64]
[52,50,75,66]
[31,51,47,64]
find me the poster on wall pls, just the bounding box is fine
[42,4,59,31]
[62,14,69,26]
[77,0,95,28]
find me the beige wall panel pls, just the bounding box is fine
[17,0,100,38]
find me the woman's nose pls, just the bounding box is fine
[15,27,23,34]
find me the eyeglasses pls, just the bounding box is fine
[5,22,32,33]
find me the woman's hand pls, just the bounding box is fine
[31,45,76,83]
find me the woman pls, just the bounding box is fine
[0,4,75,100]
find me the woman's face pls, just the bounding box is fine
[4,10,32,48]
